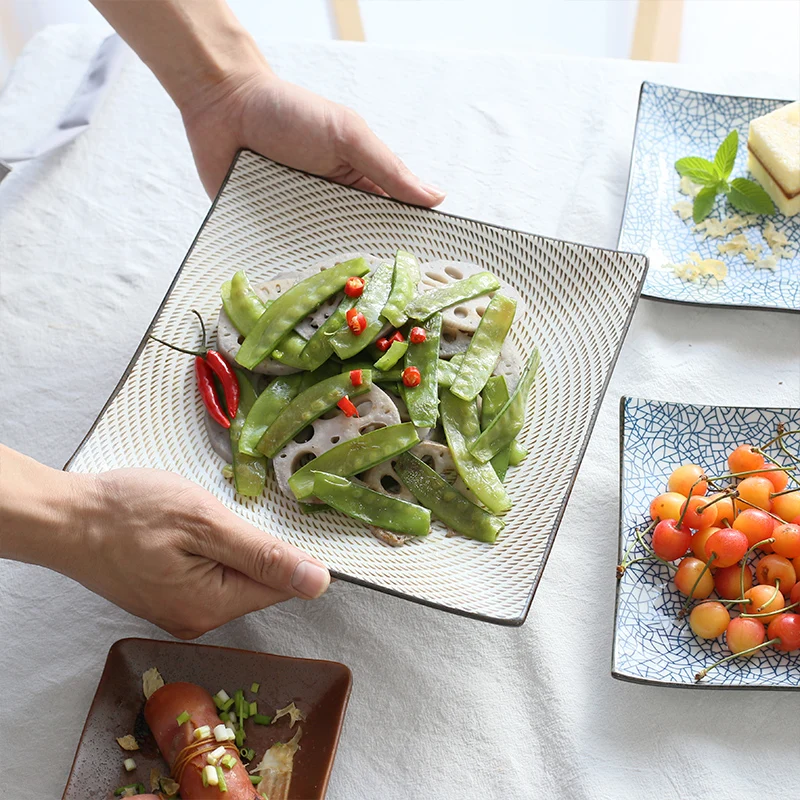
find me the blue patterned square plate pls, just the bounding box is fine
[614,397,800,689]
[619,82,798,312]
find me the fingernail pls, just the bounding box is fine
[291,560,330,598]
[421,182,445,199]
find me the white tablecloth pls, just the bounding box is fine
[1,25,799,800]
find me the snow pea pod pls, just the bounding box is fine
[288,422,420,499]
[330,261,394,359]
[451,294,516,401]
[221,270,266,335]
[435,354,464,388]
[440,390,511,514]
[382,250,421,328]
[405,272,501,321]
[236,258,369,369]
[239,374,304,457]
[311,471,431,537]
[257,371,373,458]
[469,348,541,463]
[270,329,308,369]
[480,375,511,482]
[402,312,441,428]
[374,340,407,371]
[509,441,528,466]
[299,296,356,371]
[229,371,267,496]
[394,452,504,543]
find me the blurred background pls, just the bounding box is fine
[1,0,799,82]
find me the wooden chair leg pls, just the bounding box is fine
[330,0,365,42]
[631,0,684,62]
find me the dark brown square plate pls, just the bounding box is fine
[62,638,352,799]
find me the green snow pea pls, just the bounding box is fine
[239,374,304,457]
[435,354,464,388]
[236,258,369,369]
[394,452,504,543]
[469,348,541,463]
[405,272,501,321]
[382,250,421,328]
[402,312,441,428]
[480,375,511,482]
[311,471,431,537]
[299,296,357,371]
[374,340,408,371]
[230,372,267,496]
[330,261,394,359]
[270,330,308,369]
[451,294,516,401]
[509,441,529,466]
[440,390,511,514]
[221,271,265,335]
[288,422,420,500]
[257,371,373,458]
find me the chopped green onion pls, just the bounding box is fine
[250,775,263,785]
[123,758,136,772]
[228,711,237,723]
[217,766,228,793]
[215,689,231,703]
[249,701,257,716]
[220,753,237,769]
[203,765,217,787]
[241,748,255,761]
[234,727,245,748]
[250,682,260,694]
[252,714,272,725]
[193,725,212,741]
[114,784,146,797]
[176,711,190,726]
[220,697,234,712]
[202,768,209,788]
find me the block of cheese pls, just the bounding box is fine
[747,100,800,216]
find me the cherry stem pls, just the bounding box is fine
[676,475,707,528]
[697,489,737,515]
[707,465,796,481]
[770,486,800,499]
[741,597,800,618]
[678,554,716,618]
[695,638,780,681]
[707,481,784,522]
[618,520,657,573]
[742,579,781,616]
[757,428,800,451]
[714,597,752,606]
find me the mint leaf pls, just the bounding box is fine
[692,186,718,223]
[675,157,720,186]
[714,130,738,180]
[727,178,775,215]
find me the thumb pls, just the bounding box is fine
[337,109,446,207]
[199,511,331,600]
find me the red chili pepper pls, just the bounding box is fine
[346,308,367,335]
[410,326,427,344]
[344,276,366,298]
[350,369,363,387]
[375,337,391,352]
[390,331,405,344]
[205,350,239,418]
[337,395,359,418]
[195,357,231,429]
[402,366,421,388]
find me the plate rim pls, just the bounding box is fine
[611,394,800,690]
[61,636,353,799]
[63,149,649,626]
[617,80,799,315]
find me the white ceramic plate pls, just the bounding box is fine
[67,151,647,624]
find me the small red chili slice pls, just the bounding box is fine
[402,366,421,388]
[346,309,367,335]
[205,350,240,418]
[390,331,405,344]
[337,395,359,417]
[344,276,365,298]
[349,369,363,387]
[409,326,427,344]
[375,337,391,352]
[195,357,231,429]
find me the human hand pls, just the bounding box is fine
[180,66,445,205]
[71,468,330,638]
